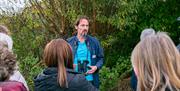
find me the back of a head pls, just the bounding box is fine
[0,33,13,50]
[131,32,180,91]
[140,28,155,40]
[0,25,10,35]
[43,38,73,88]
[0,44,17,76]
[43,39,73,68]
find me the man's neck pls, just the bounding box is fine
[77,35,85,42]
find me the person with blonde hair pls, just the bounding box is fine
[131,32,180,91]
[34,38,98,91]
[131,28,155,91]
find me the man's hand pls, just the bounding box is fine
[86,66,97,74]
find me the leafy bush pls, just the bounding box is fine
[0,0,179,90]
[18,54,44,90]
[100,66,119,91]
[100,56,132,91]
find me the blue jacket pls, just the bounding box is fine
[34,67,98,91]
[67,35,104,88]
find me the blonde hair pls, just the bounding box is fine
[43,39,73,88]
[131,32,180,91]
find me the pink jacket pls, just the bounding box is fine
[0,81,27,91]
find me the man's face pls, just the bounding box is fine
[75,19,89,37]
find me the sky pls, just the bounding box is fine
[0,0,27,15]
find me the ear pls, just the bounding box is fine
[75,26,78,30]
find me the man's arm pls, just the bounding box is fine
[87,38,104,74]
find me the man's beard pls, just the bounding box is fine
[81,30,87,38]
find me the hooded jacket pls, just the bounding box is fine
[34,67,98,91]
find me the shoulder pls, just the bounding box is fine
[67,36,76,42]
[0,81,27,91]
[87,35,101,48]
[87,35,99,43]
[67,73,98,91]
[34,68,57,83]
[67,73,87,86]
[9,70,29,90]
[66,69,86,83]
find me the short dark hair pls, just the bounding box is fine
[74,15,90,26]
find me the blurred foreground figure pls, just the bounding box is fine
[131,32,180,91]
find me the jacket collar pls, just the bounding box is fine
[74,34,91,41]
[43,67,79,75]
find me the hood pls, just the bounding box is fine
[34,67,58,90]
[34,67,79,90]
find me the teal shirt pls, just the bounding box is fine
[74,41,93,81]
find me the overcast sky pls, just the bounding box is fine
[0,0,27,15]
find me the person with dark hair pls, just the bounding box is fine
[0,41,27,91]
[67,15,104,88]
[34,39,98,91]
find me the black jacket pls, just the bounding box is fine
[34,67,98,91]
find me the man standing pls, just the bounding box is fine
[67,16,104,88]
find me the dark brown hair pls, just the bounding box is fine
[74,15,90,26]
[43,38,73,88]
